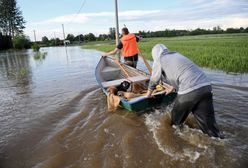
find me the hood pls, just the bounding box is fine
[152,44,168,62]
[150,44,169,82]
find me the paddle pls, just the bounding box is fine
[114,58,130,78]
[138,51,152,75]
[104,56,130,78]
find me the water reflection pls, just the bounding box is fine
[0,50,32,85]
[33,52,47,61]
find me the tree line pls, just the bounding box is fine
[39,33,98,47]
[39,28,116,47]
[38,26,248,47]
[137,26,248,38]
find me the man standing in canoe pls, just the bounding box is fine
[147,44,223,138]
[102,27,140,68]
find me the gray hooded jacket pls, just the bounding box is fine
[148,44,211,95]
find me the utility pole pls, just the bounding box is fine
[114,0,121,60]
[33,30,36,42]
[54,32,56,46]
[62,24,66,46]
[114,0,120,45]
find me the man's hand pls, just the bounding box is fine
[163,84,175,95]
[102,48,119,58]
[146,90,153,98]
[102,53,108,57]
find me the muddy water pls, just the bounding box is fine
[0,46,247,168]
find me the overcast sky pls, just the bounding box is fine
[18,0,248,41]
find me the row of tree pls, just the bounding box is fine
[39,34,109,47]
[137,26,248,38]
[39,28,116,47]
[39,33,98,47]
[38,26,248,46]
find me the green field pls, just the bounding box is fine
[83,33,248,73]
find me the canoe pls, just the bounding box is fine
[95,57,177,112]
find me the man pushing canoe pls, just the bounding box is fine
[147,44,224,139]
[102,27,140,68]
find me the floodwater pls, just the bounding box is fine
[0,46,247,168]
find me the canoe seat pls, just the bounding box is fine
[102,76,149,88]
[101,67,121,81]
[102,67,120,73]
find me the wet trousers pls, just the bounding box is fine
[171,86,223,138]
[124,54,138,68]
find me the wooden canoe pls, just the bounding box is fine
[95,57,177,112]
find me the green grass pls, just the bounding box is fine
[83,33,248,73]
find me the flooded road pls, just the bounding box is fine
[0,46,247,168]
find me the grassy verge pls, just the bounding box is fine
[83,33,248,73]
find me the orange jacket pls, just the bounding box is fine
[121,33,139,57]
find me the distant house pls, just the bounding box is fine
[64,40,70,45]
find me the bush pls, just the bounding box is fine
[32,43,40,51]
[12,35,31,49]
[0,33,12,50]
[226,28,241,34]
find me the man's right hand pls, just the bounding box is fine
[164,85,175,95]
[102,54,107,57]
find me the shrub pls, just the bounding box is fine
[32,43,40,51]
[12,35,31,49]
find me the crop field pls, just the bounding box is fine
[83,33,248,73]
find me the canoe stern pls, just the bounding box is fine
[120,92,177,112]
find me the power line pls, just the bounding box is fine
[68,0,87,24]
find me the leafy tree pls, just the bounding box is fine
[66,34,75,42]
[212,26,223,34]
[42,36,49,45]
[84,33,96,41]
[50,38,62,46]
[245,27,248,33]
[75,34,84,43]
[98,34,108,41]
[109,27,116,39]
[0,0,25,37]
[55,38,62,45]
[226,28,241,33]
[239,27,245,33]
[189,28,209,35]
